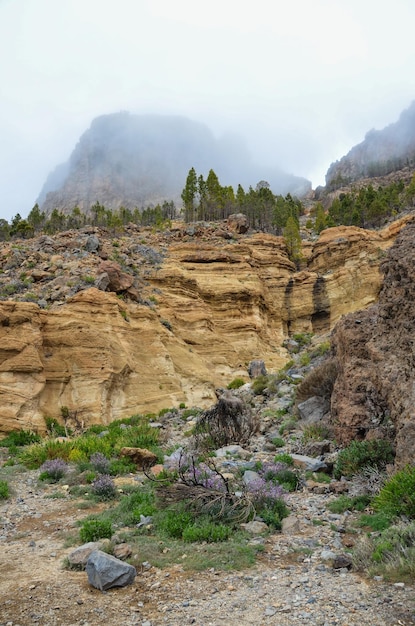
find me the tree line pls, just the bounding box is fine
[0,201,176,241]
[181,167,304,233]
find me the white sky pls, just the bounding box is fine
[1,0,415,220]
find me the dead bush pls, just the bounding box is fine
[194,389,259,449]
[295,357,338,404]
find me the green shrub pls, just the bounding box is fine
[251,375,270,395]
[0,480,10,499]
[273,469,299,492]
[227,378,246,390]
[352,521,415,581]
[44,417,67,437]
[0,430,41,447]
[156,509,193,539]
[79,518,113,542]
[299,352,311,367]
[334,439,395,479]
[328,494,371,514]
[258,498,289,530]
[271,437,285,448]
[274,453,294,466]
[374,465,415,520]
[357,512,392,532]
[292,332,313,347]
[182,521,231,543]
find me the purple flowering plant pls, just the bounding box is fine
[91,474,117,500]
[39,458,68,482]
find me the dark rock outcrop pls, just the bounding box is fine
[325,101,415,191]
[330,217,415,466]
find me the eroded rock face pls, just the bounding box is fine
[0,220,406,434]
[330,217,415,466]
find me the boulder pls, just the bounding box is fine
[297,396,329,423]
[68,542,103,567]
[227,213,249,234]
[119,447,158,469]
[248,360,267,379]
[86,550,136,591]
[290,453,327,472]
[97,261,134,292]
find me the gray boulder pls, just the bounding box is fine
[297,396,329,423]
[248,360,267,378]
[86,550,136,591]
[291,453,327,472]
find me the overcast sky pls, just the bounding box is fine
[1,0,415,221]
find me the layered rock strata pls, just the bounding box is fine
[0,219,407,433]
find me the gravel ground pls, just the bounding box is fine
[1,468,414,626]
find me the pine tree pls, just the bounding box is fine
[283,216,302,265]
[181,167,198,221]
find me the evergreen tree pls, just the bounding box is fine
[283,216,302,265]
[181,167,198,221]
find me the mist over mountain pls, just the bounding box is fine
[38,113,311,215]
[325,101,415,191]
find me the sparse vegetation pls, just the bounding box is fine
[373,464,415,520]
[0,480,10,499]
[334,439,395,479]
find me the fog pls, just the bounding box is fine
[1,0,415,221]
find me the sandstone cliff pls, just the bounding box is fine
[0,217,409,434]
[330,217,415,467]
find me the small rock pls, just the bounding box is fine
[113,543,133,560]
[281,515,301,534]
[240,520,268,534]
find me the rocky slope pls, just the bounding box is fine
[38,112,310,215]
[0,216,410,434]
[325,101,415,191]
[330,216,415,467]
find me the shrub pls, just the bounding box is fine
[39,458,68,482]
[90,474,117,500]
[302,423,331,442]
[156,508,193,539]
[357,512,392,532]
[278,418,297,435]
[274,453,294,466]
[227,378,246,390]
[295,358,338,403]
[0,480,10,499]
[251,375,268,395]
[89,452,111,474]
[352,521,415,581]
[328,494,371,514]
[0,430,41,448]
[182,521,231,543]
[334,439,395,479]
[271,437,285,448]
[374,465,415,520]
[195,391,258,449]
[292,332,313,347]
[79,518,113,542]
[44,417,67,437]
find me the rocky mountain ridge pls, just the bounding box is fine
[325,101,415,192]
[0,215,410,434]
[38,113,310,215]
